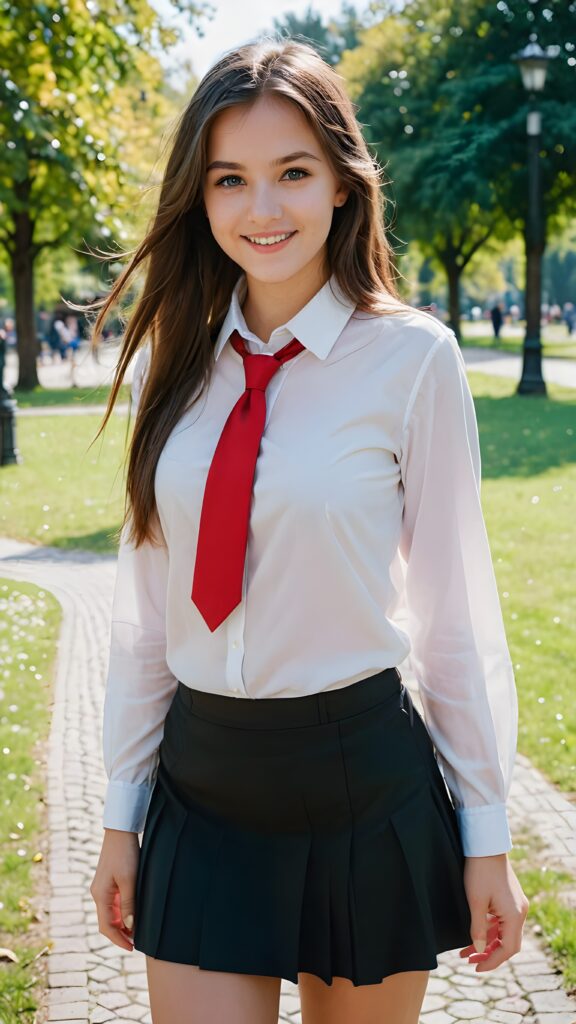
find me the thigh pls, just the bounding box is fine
[146,957,281,1024]
[298,969,430,1024]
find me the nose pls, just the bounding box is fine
[247,183,283,223]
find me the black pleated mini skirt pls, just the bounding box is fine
[132,667,472,986]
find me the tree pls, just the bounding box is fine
[272,2,365,66]
[339,0,576,338]
[0,0,209,389]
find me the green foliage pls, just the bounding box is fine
[0,0,209,263]
[272,1,366,66]
[343,0,576,229]
[339,0,576,317]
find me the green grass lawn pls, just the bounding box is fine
[460,331,576,360]
[468,372,576,798]
[3,411,129,553]
[11,384,132,408]
[0,578,62,1023]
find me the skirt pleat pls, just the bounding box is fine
[132,671,473,986]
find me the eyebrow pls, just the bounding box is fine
[206,150,322,173]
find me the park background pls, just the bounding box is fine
[0,1,575,1022]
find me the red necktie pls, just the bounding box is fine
[191,328,305,631]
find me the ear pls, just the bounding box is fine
[334,185,350,207]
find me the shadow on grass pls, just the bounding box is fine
[0,529,120,559]
[12,385,131,408]
[476,392,576,479]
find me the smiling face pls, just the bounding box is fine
[202,93,349,296]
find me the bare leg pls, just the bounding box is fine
[298,969,430,1024]
[145,957,282,1024]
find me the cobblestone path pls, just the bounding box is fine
[1,537,575,1024]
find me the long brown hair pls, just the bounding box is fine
[89,35,404,549]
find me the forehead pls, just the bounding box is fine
[206,94,317,156]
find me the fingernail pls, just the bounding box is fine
[474,938,486,953]
[124,914,134,931]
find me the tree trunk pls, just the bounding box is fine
[445,260,462,342]
[11,180,39,390]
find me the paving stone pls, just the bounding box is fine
[123,956,148,972]
[434,963,455,979]
[450,1001,489,1019]
[48,972,88,989]
[106,974,134,992]
[531,989,576,1013]
[50,925,88,938]
[97,991,133,1010]
[494,996,533,1014]
[133,991,151,1006]
[420,1011,456,1024]
[47,1003,89,1020]
[533,1016,576,1024]
[51,936,89,954]
[89,1010,116,1024]
[486,1012,524,1024]
[422,994,449,1012]
[518,973,563,992]
[50,873,85,888]
[125,972,149,989]
[48,988,90,1005]
[426,976,451,994]
[51,950,91,970]
[50,911,85,928]
[88,965,119,983]
[116,1005,149,1021]
[115,1019,153,1024]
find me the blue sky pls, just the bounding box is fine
[152,0,351,84]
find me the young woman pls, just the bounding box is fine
[89,37,529,1024]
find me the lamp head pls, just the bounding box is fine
[512,37,555,93]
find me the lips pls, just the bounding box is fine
[242,231,297,245]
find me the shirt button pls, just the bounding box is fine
[232,640,239,649]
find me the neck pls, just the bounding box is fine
[241,258,329,343]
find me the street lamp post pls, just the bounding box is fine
[512,38,554,396]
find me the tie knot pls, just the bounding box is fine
[229,329,305,392]
[243,352,283,391]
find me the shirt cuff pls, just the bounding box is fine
[102,780,154,833]
[455,803,513,857]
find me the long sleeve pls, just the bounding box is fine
[399,328,518,857]
[102,515,178,832]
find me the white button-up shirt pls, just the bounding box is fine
[102,272,518,857]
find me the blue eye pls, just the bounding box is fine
[284,168,309,181]
[216,175,242,188]
[215,167,310,188]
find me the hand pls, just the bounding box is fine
[459,853,529,972]
[90,829,141,950]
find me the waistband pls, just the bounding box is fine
[176,667,415,729]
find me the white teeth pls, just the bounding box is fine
[246,233,293,245]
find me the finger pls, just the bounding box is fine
[114,881,136,932]
[94,910,134,950]
[475,931,519,972]
[459,916,501,958]
[467,938,502,963]
[95,893,135,951]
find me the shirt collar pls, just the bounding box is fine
[213,272,357,362]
